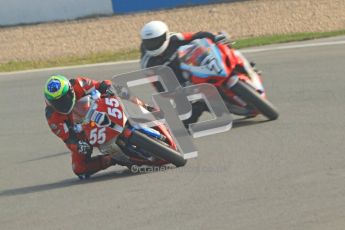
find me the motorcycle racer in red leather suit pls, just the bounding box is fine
[44,75,116,179]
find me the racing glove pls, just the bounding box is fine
[105,88,115,97]
[77,140,93,155]
[215,32,233,46]
[99,81,115,97]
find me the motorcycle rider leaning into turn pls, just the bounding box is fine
[140,20,233,124]
[44,75,117,179]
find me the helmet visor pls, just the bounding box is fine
[50,89,75,114]
[143,33,167,51]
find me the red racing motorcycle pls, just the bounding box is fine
[72,94,186,168]
[178,38,279,120]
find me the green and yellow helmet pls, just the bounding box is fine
[44,75,76,114]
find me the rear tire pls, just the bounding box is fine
[129,130,187,167]
[231,80,279,120]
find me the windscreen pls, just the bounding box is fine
[179,43,211,67]
[72,96,92,123]
[178,38,227,78]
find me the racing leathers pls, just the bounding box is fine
[45,77,115,179]
[140,31,218,124]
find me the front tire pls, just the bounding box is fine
[231,80,279,120]
[129,130,187,167]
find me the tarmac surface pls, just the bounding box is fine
[1,36,345,230]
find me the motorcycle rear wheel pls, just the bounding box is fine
[231,80,279,120]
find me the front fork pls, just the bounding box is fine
[220,53,266,116]
[233,50,265,96]
[218,76,253,114]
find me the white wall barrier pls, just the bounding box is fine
[0,0,114,26]
[0,0,236,26]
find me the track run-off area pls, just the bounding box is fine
[1,36,345,230]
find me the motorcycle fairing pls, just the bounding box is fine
[179,39,228,78]
[73,96,125,147]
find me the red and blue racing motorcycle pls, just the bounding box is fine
[178,38,279,120]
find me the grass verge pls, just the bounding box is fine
[1,30,345,72]
[232,30,345,49]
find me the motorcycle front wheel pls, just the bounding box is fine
[231,80,279,120]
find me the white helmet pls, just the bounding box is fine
[140,21,170,56]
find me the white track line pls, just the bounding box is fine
[1,39,344,76]
[241,40,345,53]
[0,59,139,76]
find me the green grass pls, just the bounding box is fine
[1,30,345,72]
[232,30,345,49]
[0,49,140,72]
